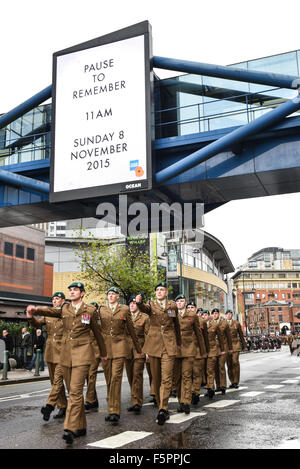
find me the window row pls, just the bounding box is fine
[3,242,35,261]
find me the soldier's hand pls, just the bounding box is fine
[146,354,150,362]
[229,349,233,354]
[137,353,145,359]
[26,305,36,318]
[220,351,225,355]
[135,294,142,304]
[101,356,108,361]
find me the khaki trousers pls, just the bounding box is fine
[146,361,155,396]
[175,357,194,404]
[192,358,206,394]
[125,357,145,407]
[47,362,68,409]
[63,364,90,432]
[85,357,100,404]
[215,353,227,388]
[226,351,240,384]
[102,357,125,415]
[206,356,217,389]
[149,347,175,411]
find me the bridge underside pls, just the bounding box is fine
[0,115,299,229]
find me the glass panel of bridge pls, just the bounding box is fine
[177,74,204,135]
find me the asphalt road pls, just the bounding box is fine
[0,346,300,450]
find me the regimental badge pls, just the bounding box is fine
[212,329,215,332]
[138,323,143,326]
[168,309,176,318]
[188,318,192,321]
[81,313,90,325]
[120,316,125,320]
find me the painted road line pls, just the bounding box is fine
[225,386,248,393]
[87,431,153,449]
[166,412,206,424]
[281,379,300,383]
[240,391,265,397]
[277,438,300,449]
[264,385,285,389]
[204,400,240,409]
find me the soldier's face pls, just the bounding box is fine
[69,287,83,301]
[176,299,186,310]
[108,292,119,304]
[52,296,64,307]
[227,313,233,320]
[187,305,196,314]
[156,287,168,300]
[129,301,138,313]
[203,313,209,321]
[213,312,219,320]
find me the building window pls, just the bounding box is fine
[262,294,266,299]
[27,247,35,261]
[4,241,13,256]
[282,293,285,299]
[16,244,24,259]
[287,293,291,299]
[279,315,283,322]
[256,293,260,299]
[292,283,297,288]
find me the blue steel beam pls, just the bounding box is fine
[0,168,50,194]
[0,85,52,130]
[153,56,300,90]
[155,95,300,185]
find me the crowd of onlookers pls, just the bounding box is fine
[0,327,45,371]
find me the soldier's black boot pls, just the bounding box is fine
[221,387,226,395]
[127,405,141,413]
[63,430,74,445]
[157,409,170,425]
[41,404,54,421]
[182,403,190,415]
[53,407,66,419]
[191,393,200,405]
[205,388,215,399]
[229,383,235,389]
[110,414,120,423]
[177,403,184,413]
[233,383,239,389]
[85,401,99,412]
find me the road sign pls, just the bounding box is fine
[50,21,153,203]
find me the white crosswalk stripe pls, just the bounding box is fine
[204,399,240,409]
[240,391,265,397]
[280,379,299,384]
[166,412,206,424]
[264,385,285,389]
[87,431,153,448]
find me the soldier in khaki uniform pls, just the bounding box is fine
[100,287,142,423]
[136,282,181,425]
[125,296,150,413]
[27,282,107,445]
[205,311,226,398]
[174,297,206,415]
[225,309,247,389]
[84,302,101,412]
[211,308,233,394]
[28,291,68,421]
[191,308,210,405]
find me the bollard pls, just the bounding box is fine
[1,350,9,380]
[34,349,41,376]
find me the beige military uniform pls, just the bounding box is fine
[213,318,233,389]
[206,320,225,390]
[99,303,141,416]
[138,299,181,411]
[29,315,67,410]
[192,317,209,395]
[174,310,206,405]
[35,302,106,433]
[85,308,102,405]
[226,319,246,385]
[125,310,150,407]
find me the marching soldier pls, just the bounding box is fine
[99,287,142,423]
[211,308,233,394]
[174,297,206,414]
[28,291,68,421]
[191,308,210,405]
[84,302,101,412]
[205,310,226,398]
[26,282,107,445]
[136,282,181,425]
[125,297,150,413]
[225,309,247,389]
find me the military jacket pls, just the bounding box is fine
[206,320,225,357]
[177,311,206,357]
[194,316,210,359]
[35,302,106,367]
[29,315,63,364]
[99,304,142,359]
[227,319,247,352]
[138,299,181,357]
[213,318,233,353]
[125,311,150,359]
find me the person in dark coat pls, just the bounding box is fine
[1,330,14,371]
[28,329,45,371]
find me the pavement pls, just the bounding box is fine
[0,366,104,386]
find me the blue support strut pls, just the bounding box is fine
[153,56,300,90]
[155,95,300,185]
[0,168,50,194]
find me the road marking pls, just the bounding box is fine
[264,385,285,389]
[280,379,299,384]
[277,438,300,449]
[204,400,240,409]
[240,391,265,397]
[87,431,153,449]
[224,386,248,393]
[166,412,206,424]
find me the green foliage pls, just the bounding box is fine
[73,234,166,303]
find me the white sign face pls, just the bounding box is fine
[51,28,152,201]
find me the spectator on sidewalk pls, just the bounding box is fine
[28,329,45,372]
[18,328,32,369]
[1,330,14,371]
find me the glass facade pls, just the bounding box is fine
[155,49,300,138]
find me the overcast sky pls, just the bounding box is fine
[1,0,300,270]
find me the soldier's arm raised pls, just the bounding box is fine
[135,294,151,315]
[28,316,46,328]
[27,305,62,319]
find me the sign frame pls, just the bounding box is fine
[50,21,153,203]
